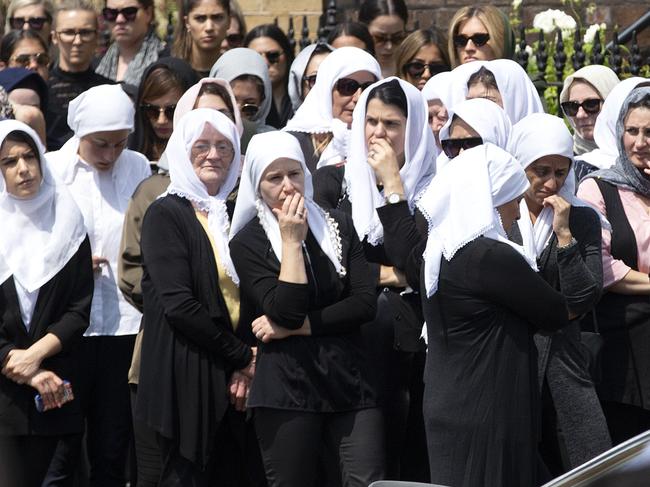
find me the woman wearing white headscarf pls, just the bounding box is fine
[136,109,255,485]
[287,42,334,111]
[421,71,453,149]
[577,86,650,445]
[312,77,434,478]
[0,120,92,487]
[45,83,151,486]
[508,113,611,472]
[419,143,569,487]
[284,46,382,171]
[229,130,384,486]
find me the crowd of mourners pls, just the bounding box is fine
[0,0,649,485]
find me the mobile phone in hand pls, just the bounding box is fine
[34,380,73,412]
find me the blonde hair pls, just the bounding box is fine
[53,0,98,29]
[447,6,507,68]
[5,0,54,32]
[395,28,450,80]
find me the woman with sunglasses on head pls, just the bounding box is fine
[220,0,246,53]
[0,29,49,81]
[576,86,650,446]
[508,113,611,475]
[229,130,383,487]
[312,77,435,479]
[96,0,167,98]
[287,42,334,112]
[244,24,295,129]
[419,143,569,487]
[395,28,450,91]
[358,0,408,78]
[5,0,53,46]
[284,46,381,172]
[172,0,230,78]
[447,5,515,68]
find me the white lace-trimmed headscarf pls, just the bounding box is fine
[287,43,334,112]
[0,120,86,293]
[163,108,242,284]
[229,130,346,277]
[344,77,436,246]
[419,143,533,297]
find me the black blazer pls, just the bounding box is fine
[0,237,93,436]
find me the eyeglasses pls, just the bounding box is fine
[240,103,259,118]
[335,78,374,97]
[260,50,283,65]
[404,61,448,78]
[560,98,602,117]
[226,33,244,46]
[302,74,317,89]
[102,6,140,22]
[453,33,490,48]
[141,103,176,120]
[10,52,50,67]
[371,32,405,46]
[56,29,97,42]
[441,137,483,159]
[192,141,234,158]
[9,16,49,30]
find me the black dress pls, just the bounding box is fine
[422,237,569,487]
[136,195,253,469]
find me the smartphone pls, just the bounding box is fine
[34,380,73,413]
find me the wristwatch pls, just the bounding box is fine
[385,192,404,204]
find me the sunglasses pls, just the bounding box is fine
[404,61,448,78]
[453,33,490,48]
[261,50,283,64]
[240,103,259,118]
[141,103,176,120]
[560,98,602,117]
[371,32,405,46]
[441,137,483,159]
[335,78,374,97]
[9,16,49,30]
[226,33,244,46]
[102,6,140,22]
[11,52,50,67]
[302,74,317,89]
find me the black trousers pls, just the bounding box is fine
[601,401,650,446]
[130,384,161,487]
[0,435,59,487]
[78,335,136,487]
[254,407,385,487]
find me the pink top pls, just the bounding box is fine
[577,178,650,287]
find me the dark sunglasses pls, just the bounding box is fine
[226,33,244,46]
[261,50,283,64]
[141,103,176,120]
[240,103,259,118]
[335,78,374,97]
[453,33,490,48]
[441,137,483,159]
[371,32,405,45]
[9,16,49,30]
[404,61,448,78]
[102,6,139,22]
[11,52,50,67]
[560,98,602,117]
[302,74,317,89]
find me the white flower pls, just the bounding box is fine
[512,0,522,10]
[533,9,577,34]
[583,23,605,44]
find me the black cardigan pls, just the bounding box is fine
[136,194,252,469]
[0,237,93,436]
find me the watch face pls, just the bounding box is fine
[388,193,401,204]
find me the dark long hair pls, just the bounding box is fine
[326,21,375,56]
[358,0,408,25]
[172,0,230,62]
[0,29,47,64]
[244,24,295,81]
[366,78,408,118]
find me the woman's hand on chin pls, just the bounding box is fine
[274,193,308,244]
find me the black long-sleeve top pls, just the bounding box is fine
[229,209,377,412]
[0,237,93,436]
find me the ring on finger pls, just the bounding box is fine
[296,210,304,218]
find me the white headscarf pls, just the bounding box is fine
[344,77,436,246]
[421,71,454,108]
[0,120,86,294]
[419,143,533,297]
[579,76,647,170]
[284,47,381,167]
[229,130,346,277]
[288,43,334,112]
[163,108,241,284]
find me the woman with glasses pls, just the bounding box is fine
[171,0,230,78]
[229,130,384,487]
[284,46,381,171]
[96,0,167,98]
[244,24,294,129]
[0,29,49,81]
[136,109,255,486]
[358,0,408,78]
[327,21,376,55]
[288,42,334,112]
[395,28,450,91]
[418,143,568,487]
[508,113,611,474]
[220,0,246,54]
[4,0,53,46]
[447,5,515,68]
